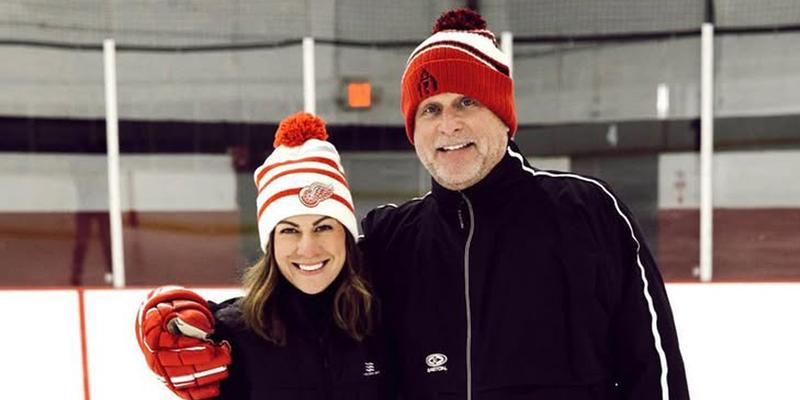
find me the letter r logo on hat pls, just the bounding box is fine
[417,69,438,97]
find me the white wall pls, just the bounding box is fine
[0,154,237,212]
[658,150,800,209]
[1,284,798,399]
[10,149,798,214]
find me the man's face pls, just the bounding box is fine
[413,92,509,191]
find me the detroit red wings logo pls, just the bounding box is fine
[299,182,334,208]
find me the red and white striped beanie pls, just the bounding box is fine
[401,8,517,143]
[253,112,358,251]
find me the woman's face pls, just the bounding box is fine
[273,214,347,294]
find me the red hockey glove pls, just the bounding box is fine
[135,286,232,400]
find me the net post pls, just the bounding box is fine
[500,31,514,78]
[303,37,316,114]
[103,38,126,288]
[699,23,714,282]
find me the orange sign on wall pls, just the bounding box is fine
[347,81,372,109]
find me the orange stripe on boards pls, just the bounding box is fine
[77,289,92,400]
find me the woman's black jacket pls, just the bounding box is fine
[209,282,393,399]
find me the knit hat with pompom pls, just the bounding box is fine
[253,112,357,251]
[400,8,516,143]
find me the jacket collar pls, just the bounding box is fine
[430,140,530,210]
[280,273,340,332]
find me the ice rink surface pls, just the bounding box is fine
[2,283,798,399]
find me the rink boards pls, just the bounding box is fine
[0,284,798,400]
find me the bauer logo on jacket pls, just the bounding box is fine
[425,353,448,373]
[299,182,334,208]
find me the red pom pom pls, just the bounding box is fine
[432,8,486,33]
[273,112,328,148]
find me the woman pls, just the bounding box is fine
[136,112,392,399]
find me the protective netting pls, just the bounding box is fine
[715,0,800,29]
[0,0,456,47]
[483,0,704,37]
[334,0,463,42]
[0,1,310,46]
[2,0,800,48]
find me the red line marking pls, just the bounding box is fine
[0,284,242,292]
[77,288,91,400]
[1,280,800,293]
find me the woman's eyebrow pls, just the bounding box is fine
[313,216,333,225]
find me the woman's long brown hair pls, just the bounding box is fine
[239,232,374,345]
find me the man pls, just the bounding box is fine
[359,8,689,400]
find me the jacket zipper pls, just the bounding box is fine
[319,335,332,399]
[460,193,475,400]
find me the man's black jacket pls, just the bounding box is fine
[360,142,689,400]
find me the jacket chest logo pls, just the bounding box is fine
[363,361,381,377]
[425,353,448,373]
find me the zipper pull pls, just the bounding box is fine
[457,208,465,230]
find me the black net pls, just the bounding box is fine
[715,0,800,29]
[0,1,310,46]
[483,0,704,37]
[4,0,800,48]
